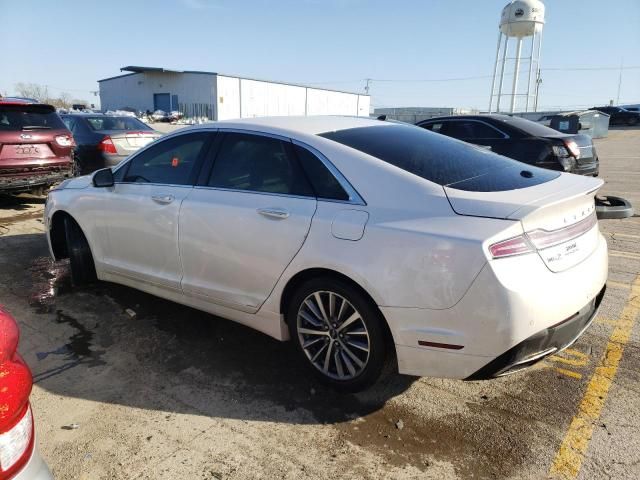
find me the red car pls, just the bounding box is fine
[0,99,75,195]
[0,307,52,479]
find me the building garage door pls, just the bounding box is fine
[154,93,171,111]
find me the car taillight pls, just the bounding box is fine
[489,235,534,258]
[489,211,598,259]
[563,139,581,158]
[54,134,74,147]
[527,211,597,250]
[551,144,576,171]
[0,405,33,479]
[98,136,117,154]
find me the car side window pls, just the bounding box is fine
[446,121,505,140]
[208,133,314,197]
[420,122,444,133]
[293,144,349,201]
[122,132,208,185]
[62,117,78,134]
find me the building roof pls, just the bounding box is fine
[120,66,217,75]
[98,66,369,97]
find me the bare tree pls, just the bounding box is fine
[14,82,51,102]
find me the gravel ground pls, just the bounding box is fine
[0,127,638,480]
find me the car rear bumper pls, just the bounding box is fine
[385,231,608,379]
[12,444,53,480]
[466,285,605,379]
[0,169,73,192]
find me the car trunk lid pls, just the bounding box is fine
[444,174,603,272]
[97,130,159,156]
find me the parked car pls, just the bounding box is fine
[0,306,53,479]
[0,100,75,195]
[416,114,599,177]
[590,106,640,126]
[45,117,607,392]
[60,113,160,174]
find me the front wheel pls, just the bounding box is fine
[64,217,97,285]
[288,277,389,392]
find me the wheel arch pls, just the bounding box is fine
[279,267,396,348]
[49,210,74,260]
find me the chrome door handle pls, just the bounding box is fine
[257,208,290,219]
[151,194,175,204]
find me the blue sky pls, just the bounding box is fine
[2,0,639,110]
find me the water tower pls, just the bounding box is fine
[489,0,545,113]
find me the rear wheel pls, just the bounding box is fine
[288,277,388,392]
[64,217,97,285]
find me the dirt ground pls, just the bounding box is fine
[0,128,638,480]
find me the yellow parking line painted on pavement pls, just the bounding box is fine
[606,280,631,291]
[549,275,640,479]
[547,349,589,367]
[609,250,640,260]
[553,367,582,380]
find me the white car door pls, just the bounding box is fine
[99,131,212,291]
[179,131,317,312]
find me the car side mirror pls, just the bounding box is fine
[93,168,114,188]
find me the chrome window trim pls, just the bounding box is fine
[193,185,316,202]
[291,139,366,206]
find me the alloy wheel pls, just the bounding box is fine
[296,290,370,380]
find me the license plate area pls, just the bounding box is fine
[0,144,54,159]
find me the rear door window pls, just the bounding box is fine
[208,133,314,197]
[122,132,208,185]
[293,144,349,201]
[320,124,559,192]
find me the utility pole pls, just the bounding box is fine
[616,58,623,105]
[364,78,371,96]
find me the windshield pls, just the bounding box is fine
[320,124,559,192]
[85,116,152,132]
[0,104,67,131]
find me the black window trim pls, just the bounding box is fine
[111,129,216,188]
[420,118,510,139]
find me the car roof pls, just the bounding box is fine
[418,114,514,123]
[214,115,385,136]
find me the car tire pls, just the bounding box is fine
[64,217,97,285]
[287,277,389,393]
[627,117,638,126]
[595,196,635,220]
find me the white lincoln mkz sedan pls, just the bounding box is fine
[45,116,607,392]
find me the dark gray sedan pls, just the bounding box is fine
[61,113,160,174]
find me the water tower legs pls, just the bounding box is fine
[510,37,523,112]
[489,31,503,113]
[496,35,509,113]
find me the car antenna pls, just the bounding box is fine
[377,115,387,121]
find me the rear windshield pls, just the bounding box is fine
[495,115,562,137]
[320,124,559,192]
[85,116,152,132]
[0,104,66,131]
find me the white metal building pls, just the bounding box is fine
[98,66,370,120]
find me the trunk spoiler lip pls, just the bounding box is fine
[443,174,604,221]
